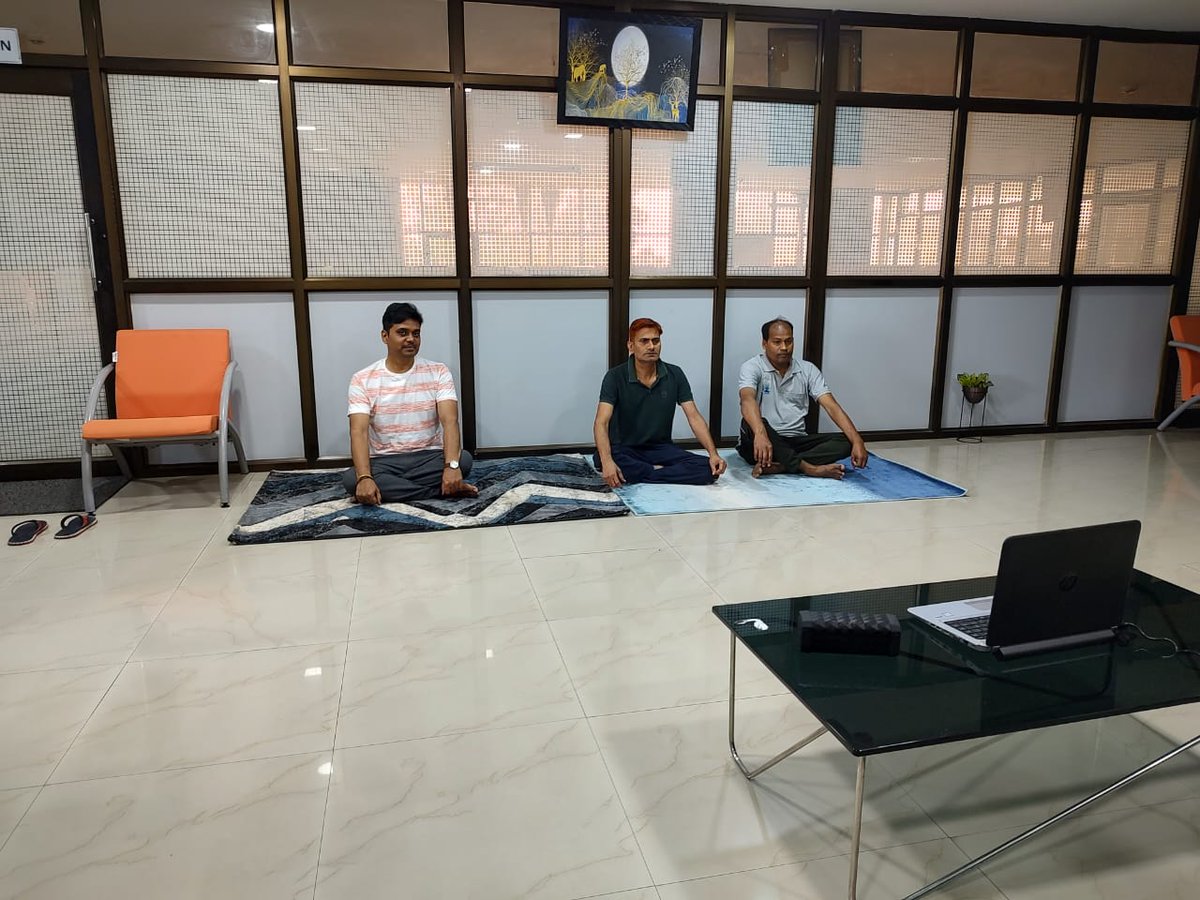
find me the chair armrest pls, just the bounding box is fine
[1168,341,1200,355]
[219,360,238,428]
[82,363,114,424]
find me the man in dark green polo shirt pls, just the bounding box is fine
[593,318,727,487]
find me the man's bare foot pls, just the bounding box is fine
[751,462,784,478]
[444,482,480,498]
[800,461,845,480]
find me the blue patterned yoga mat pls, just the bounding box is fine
[230,454,626,544]
[608,448,966,516]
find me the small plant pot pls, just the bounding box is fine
[962,386,989,405]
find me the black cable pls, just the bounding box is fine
[1117,622,1200,660]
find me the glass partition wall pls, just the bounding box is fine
[3,1,1198,469]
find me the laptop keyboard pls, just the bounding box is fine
[945,615,990,639]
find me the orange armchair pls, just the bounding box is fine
[1158,315,1200,431]
[81,329,249,514]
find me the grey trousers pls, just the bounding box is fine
[342,449,474,502]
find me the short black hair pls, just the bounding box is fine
[761,317,793,340]
[382,302,423,332]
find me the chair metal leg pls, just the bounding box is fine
[728,633,828,780]
[81,440,97,515]
[1157,394,1200,431]
[228,423,249,474]
[849,756,866,900]
[218,431,230,508]
[110,445,134,480]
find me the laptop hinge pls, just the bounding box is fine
[992,629,1116,660]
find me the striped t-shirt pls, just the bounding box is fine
[347,357,457,456]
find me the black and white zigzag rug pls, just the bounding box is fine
[228,454,627,545]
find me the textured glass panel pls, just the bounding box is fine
[0,94,106,461]
[821,289,938,432]
[842,27,958,95]
[310,292,459,458]
[1059,286,1172,422]
[828,107,953,276]
[721,290,806,438]
[728,101,814,276]
[630,100,718,277]
[1191,231,1200,316]
[100,0,275,63]
[1095,42,1197,106]
[296,83,454,278]
[942,288,1060,428]
[5,0,83,54]
[699,18,723,85]
[130,293,303,461]
[956,113,1075,275]
[473,291,607,447]
[108,76,290,278]
[290,0,448,70]
[1075,118,1189,275]
[971,33,1079,101]
[629,290,713,439]
[734,22,817,89]
[465,3,558,75]
[466,91,608,277]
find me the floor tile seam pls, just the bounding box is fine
[312,538,363,899]
[130,638,351,664]
[533,553,658,891]
[0,785,43,861]
[640,835,1003,892]
[35,657,129,795]
[574,688,792,722]
[332,711,592,753]
[36,746,330,790]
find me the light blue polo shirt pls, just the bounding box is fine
[738,353,830,437]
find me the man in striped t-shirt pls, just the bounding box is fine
[341,302,477,504]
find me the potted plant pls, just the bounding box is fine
[956,372,993,405]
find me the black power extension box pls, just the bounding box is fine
[796,610,902,656]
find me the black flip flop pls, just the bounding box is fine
[8,519,48,546]
[54,514,97,540]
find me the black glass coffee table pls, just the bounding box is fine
[713,570,1200,899]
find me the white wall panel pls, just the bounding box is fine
[629,290,713,441]
[1059,285,1172,422]
[130,293,303,462]
[309,292,460,458]
[821,289,939,432]
[942,288,1060,428]
[473,290,607,448]
[720,290,806,438]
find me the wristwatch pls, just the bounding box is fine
[444,459,460,470]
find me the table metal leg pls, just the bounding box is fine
[849,756,866,900]
[903,731,1200,899]
[728,633,828,780]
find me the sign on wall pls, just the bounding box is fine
[0,28,21,64]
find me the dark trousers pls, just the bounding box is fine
[342,449,474,502]
[737,420,850,473]
[595,443,713,485]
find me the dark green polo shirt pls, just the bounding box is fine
[599,357,694,446]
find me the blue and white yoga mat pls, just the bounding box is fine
[605,448,966,516]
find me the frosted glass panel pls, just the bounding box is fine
[957,113,1075,275]
[1076,118,1189,275]
[310,292,459,458]
[1190,230,1200,316]
[821,289,938,432]
[1059,286,1173,423]
[828,106,953,276]
[473,291,607,448]
[130,294,303,462]
[629,290,713,440]
[630,101,719,278]
[295,83,455,278]
[728,102,814,276]
[942,288,1060,428]
[108,76,290,278]
[466,91,608,276]
[721,290,806,438]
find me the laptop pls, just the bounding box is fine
[908,521,1141,660]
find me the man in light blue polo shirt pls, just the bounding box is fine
[737,317,868,479]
